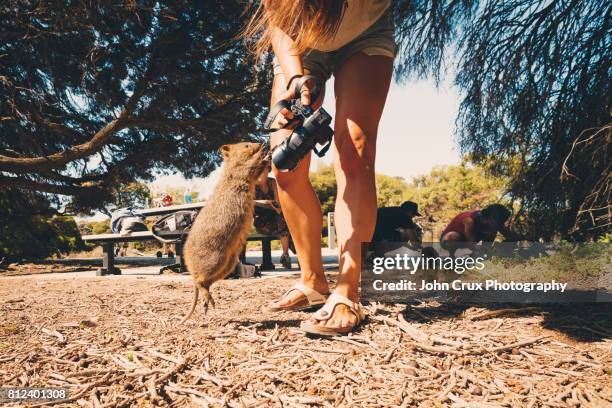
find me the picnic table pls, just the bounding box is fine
[82,202,278,276]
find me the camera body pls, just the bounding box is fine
[265,75,334,172]
[271,101,333,172]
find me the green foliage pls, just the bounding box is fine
[47,216,86,255]
[0,0,270,213]
[376,175,410,207]
[474,243,610,283]
[405,162,508,235]
[393,0,610,239]
[111,182,152,212]
[78,220,112,236]
[309,165,425,212]
[309,162,507,239]
[309,165,337,215]
[0,187,85,260]
[597,234,612,244]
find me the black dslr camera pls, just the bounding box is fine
[264,75,333,172]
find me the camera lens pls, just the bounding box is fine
[272,139,299,172]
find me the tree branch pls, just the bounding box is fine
[0,175,103,196]
[0,118,128,173]
[0,32,161,174]
[125,88,257,130]
[40,170,107,184]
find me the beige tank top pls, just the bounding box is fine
[311,0,390,52]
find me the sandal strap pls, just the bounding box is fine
[282,282,327,306]
[312,293,365,323]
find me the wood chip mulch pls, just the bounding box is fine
[1,271,610,407]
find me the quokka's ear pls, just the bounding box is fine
[220,144,231,159]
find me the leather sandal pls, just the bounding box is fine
[300,293,366,336]
[266,282,329,312]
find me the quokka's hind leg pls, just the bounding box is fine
[178,282,213,325]
[200,283,215,314]
[225,254,240,279]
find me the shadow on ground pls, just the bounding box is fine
[397,301,611,342]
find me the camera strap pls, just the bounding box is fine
[264,99,293,132]
[264,75,321,132]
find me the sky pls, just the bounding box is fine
[150,77,462,200]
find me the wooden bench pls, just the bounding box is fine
[82,231,183,275]
[82,231,279,276]
[242,233,278,271]
[81,202,279,276]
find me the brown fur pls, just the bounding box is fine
[179,142,270,324]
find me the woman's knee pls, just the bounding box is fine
[335,121,376,174]
[272,154,311,191]
[272,168,296,191]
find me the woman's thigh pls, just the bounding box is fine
[333,52,393,166]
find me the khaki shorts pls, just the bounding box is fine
[273,9,396,81]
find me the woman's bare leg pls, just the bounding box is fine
[268,72,329,307]
[280,235,290,255]
[313,52,393,329]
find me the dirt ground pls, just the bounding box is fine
[0,269,610,407]
[0,263,98,277]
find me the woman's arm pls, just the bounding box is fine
[270,27,312,106]
[271,28,303,88]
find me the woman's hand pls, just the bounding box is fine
[276,76,319,127]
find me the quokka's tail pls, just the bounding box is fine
[178,283,215,325]
[179,284,199,325]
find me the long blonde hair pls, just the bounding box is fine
[243,0,347,58]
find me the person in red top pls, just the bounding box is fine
[440,204,518,256]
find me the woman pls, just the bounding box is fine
[254,170,292,269]
[441,204,518,257]
[245,0,395,335]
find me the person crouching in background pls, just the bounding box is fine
[440,204,520,257]
[371,201,423,256]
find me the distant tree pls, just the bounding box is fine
[310,165,415,212]
[309,162,507,239]
[309,165,337,215]
[46,216,86,255]
[77,220,112,236]
[404,162,509,238]
[104,182,152,214]
[0,187,85,260]
[0,1,270,213]
[393,0,611,239]
[376,174,410,207]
